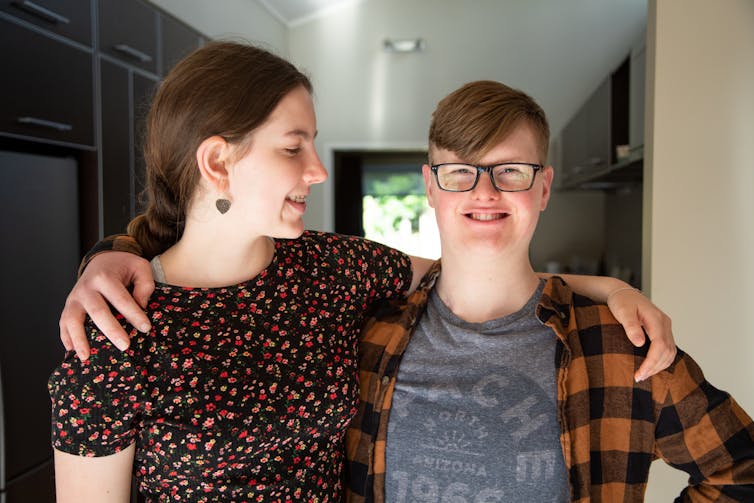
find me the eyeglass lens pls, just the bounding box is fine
[436,164,536,192]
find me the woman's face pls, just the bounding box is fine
[226,85,327,239]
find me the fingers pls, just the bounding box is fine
[59,312,74,352]
[635,334,677,382]
[99,278,151,334]
[620,320,647,348]
[634,311,676,382]
[129,259,156,317]
[606,287,677,381]
[60,288,132,359]
[60,280,95,359]
[84,292,133,351]
[59,299,94,361]
[131,275,155,311]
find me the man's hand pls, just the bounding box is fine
[59,252,155,360]
[606,287,677,382]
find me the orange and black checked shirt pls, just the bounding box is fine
[345,261,754,502]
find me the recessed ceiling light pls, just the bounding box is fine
[383,38,426,53]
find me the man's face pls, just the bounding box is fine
[422,122,554,260]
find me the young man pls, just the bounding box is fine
[345,81,754,502]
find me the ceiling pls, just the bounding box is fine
[257,0,364,27]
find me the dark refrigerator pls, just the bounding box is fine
[0,150,81,502]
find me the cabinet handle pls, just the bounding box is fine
[17,116,73,132]
[114,44,153,63]
[11,1,70,24]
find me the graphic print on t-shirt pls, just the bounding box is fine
[385,284,570,503]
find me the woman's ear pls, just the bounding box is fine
[196,136,231,192]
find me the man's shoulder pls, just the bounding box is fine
[542,276,646,357]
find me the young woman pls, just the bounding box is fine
[50,42,675,502]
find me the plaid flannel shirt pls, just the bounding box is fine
[345,261,754,502]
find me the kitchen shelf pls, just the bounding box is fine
[560,146,643,191]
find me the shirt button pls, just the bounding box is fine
[381,376,390,386]
[559,312,567,320]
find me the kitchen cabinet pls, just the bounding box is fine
[1,6,208,497]
[100,60,157,236]
[0,17,94,148]
[629,40,646,151]
[99,2,203,235]
[98,0,158,74]
[561,77,610,182]
[100,59,131,236]
[0,0,92,46]
[559,53,645,190]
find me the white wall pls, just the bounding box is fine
[644,0,754,499]
[288,0,647,231]
[149,0,288,55]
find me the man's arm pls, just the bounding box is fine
[60,235,153,360]
[54,445,135,503]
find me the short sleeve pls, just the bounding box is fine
[335,234,413,302]
[48,317,145,457]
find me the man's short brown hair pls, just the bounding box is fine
[428,80,550,165]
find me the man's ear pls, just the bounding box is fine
[196,136,231,192]
[422,164,436,209]
[539,166,555,211]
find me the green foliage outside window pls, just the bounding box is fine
[362,172,428,235]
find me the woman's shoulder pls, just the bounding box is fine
[275,231,410,281]
[287,230,405,257]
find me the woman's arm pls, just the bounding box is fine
[406,258,675,380]
[54,444,135,503]
[545,272,676,381]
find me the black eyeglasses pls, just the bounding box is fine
[430,162,543,192]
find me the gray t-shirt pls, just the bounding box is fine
[385,281,569,502]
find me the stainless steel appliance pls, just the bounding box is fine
[0,150,80,502]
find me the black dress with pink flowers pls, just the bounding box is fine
[49,231,411,502]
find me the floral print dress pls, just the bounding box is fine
[49,232,412,502]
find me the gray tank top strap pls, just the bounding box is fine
[150,255,166,283]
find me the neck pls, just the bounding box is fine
[435,248,540,323]
[158,217,276,288]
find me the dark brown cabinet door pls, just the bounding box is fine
[98,0,157,74]
[100,58,157,235]
[100,59,131,236]
[0,0,93,46]
[560,77,610,184]
[0,18,94,147]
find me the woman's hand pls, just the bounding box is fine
[59,252,154,360]
[606,286,676,381]
[548,273,677,381]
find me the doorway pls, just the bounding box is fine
[333,149,440,258]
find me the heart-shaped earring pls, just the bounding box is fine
[215,198,231,214]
